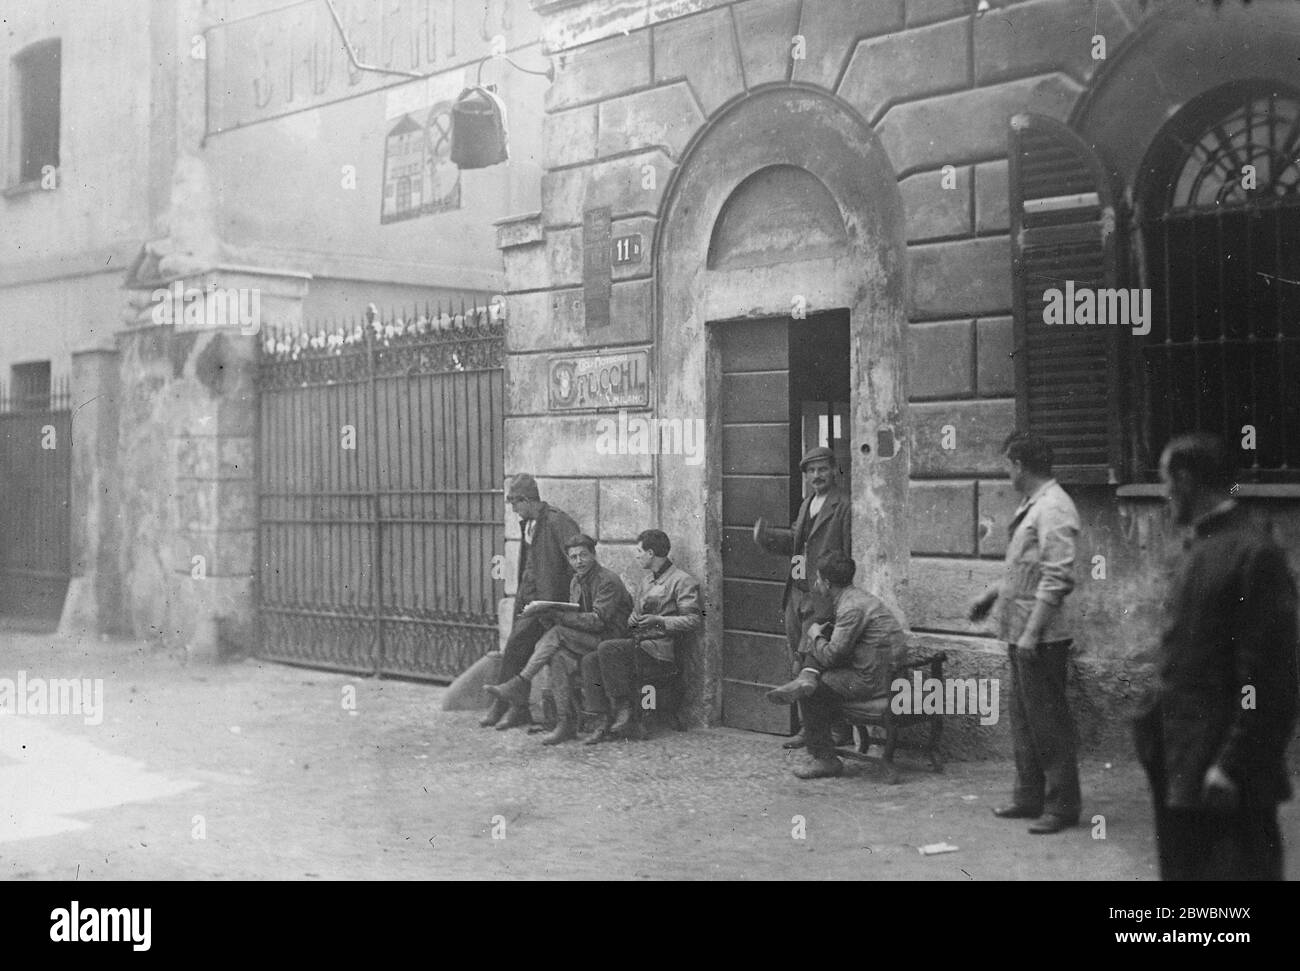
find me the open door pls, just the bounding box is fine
[717,311,850,733]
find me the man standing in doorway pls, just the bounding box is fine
[969,432,1082,834]
[481,473,581,731]
[1134,433,1297,879]
[754,445,852,749]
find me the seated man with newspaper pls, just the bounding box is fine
[579,529,703,744]
[487,533,632,745]
[765,549,907,779]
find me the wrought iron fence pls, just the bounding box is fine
[257,301,505,681]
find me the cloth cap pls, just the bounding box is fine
[799,446,837,471]
[507,473,540,500]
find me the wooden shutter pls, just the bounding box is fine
[1008,113,1124,484]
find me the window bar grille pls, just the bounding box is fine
[1190,218,1202,434]
[1216,208,1232,467]
[1170,215,1180,444]
[1275,207,1289,469]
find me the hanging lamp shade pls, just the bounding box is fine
[450,86,509,169]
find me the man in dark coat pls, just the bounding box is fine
[1134,433,1298,880]
[754,445,852,748]
[481,473,581,730]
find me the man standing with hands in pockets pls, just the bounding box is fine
[969,432,1082,835]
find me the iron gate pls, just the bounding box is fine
[257,303,504,681]
[0,380,72,620]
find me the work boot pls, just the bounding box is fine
[766,669,820,705]
[541,715,576,745]
[478,696,509,728]
[580,713,613,746]
[793,756,844,780]
[608,700,634,735]
[485,675,531,707]
[494,704,532,731]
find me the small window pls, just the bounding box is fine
[11,39,61,185]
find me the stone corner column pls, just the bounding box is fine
[115,262,309,661]
[57,346,125,639]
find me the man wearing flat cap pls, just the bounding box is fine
[753,445,852,749]
[481,473,582,731]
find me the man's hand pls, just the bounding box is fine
[968,589,997,622]
[634,615,665,631]
[807,622,828,641]
[1201,764,1239,813]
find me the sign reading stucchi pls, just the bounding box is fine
[204,0,532,135]
[549,350,650,411]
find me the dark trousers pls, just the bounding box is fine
[1007,641,1081,821]
[1142,731,1284,880]
[497,614,547,684]
[797,668,877,759]
[581,638,676,714]
[548,630,604,722]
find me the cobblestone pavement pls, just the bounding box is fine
[1,631,1295,881]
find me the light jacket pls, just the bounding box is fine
[806,585,907,700]
[628,561,703,663]
[995,478,1079,644]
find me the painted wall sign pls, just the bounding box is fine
[613,234,643,265]
[205,0,534,135]
[381,101,461,223]
[548,350,650,411]
[583,206,612,329]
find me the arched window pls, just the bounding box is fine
[1137,82,1300,479]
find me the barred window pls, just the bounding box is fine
[1137,83,1300,480]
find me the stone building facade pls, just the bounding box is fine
[1,0,546,654]
[499,0,1300,754]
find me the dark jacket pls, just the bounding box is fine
[1134,504,1299,808]
[516,502,581,609]
[761,488,852,609]
[556,563,633,641]
[807,585,907,699]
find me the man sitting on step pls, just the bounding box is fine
[579,529,703,745]
[766,549,907,779]
[487,533,632,745]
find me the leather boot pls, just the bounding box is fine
[793,755,844,780]
[541,714,576,745]
[608,700,634,735]
[478,696,509,728]
[485,675,531,707]
[766,669,820,705]
[580,713,612,745]
[494,703,532,731]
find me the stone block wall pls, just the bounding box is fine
[510,0,1300,756]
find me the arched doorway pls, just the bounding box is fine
[653,86,908,728]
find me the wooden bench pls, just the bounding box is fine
[834,649,947,784]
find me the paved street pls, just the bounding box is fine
[1,630,1296,881]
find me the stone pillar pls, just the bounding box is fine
[58,348,125,638]
[117,264,309,659]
